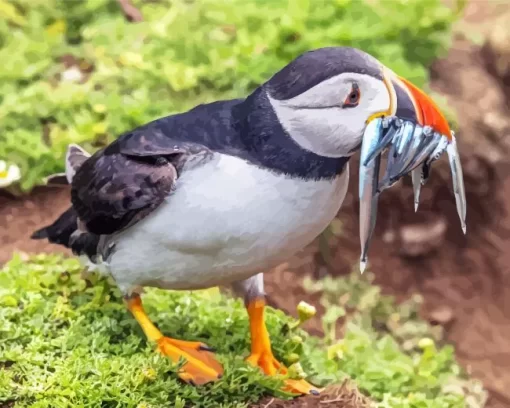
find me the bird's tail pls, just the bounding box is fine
[31,206,79,248]
[31,206,100,259]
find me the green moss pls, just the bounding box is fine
[0,254,486,407]
[0,0,461,192]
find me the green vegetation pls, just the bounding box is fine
[0,254,487,407]
[0,0,462,192]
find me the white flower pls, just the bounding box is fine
[0,160,21,188]
[61,66,83,83]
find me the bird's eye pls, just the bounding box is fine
[343,84,360,108]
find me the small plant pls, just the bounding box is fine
[302,269,488,408]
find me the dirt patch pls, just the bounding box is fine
[0,187,72,264]
[253,382,373,408]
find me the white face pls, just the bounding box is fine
[266,72,390,158]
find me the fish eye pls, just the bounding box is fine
[343,83,360,108]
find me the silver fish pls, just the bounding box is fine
[411,165,422,212]
[359,117,384,273]
[376,124,407,193]
[446,134,467,233]
[426,135,449,166]
[396,121,416,155]
[415,135,448,197]
[362,118,400,166]
[398,131,442,178]
[378,124,425,191]
[389,122,419,178]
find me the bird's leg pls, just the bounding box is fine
[231,274,321,396]
[125,294,223,385]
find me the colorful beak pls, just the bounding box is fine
[391,75,451,139]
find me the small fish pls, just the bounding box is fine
[377,124,424,192]
[426,136,449,166]
[362,117,401,166]
[397,131,442,178]
[411,165,422,212]
[390,125,426,181]
[358,120,467,274]
[391,122,417,176]
[376,124,409,193]
[446,135,467,233]
[359,117,384,273]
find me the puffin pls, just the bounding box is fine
[32,46,452,395]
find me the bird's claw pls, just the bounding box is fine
[156,337,223,385]
[246,351,322,396]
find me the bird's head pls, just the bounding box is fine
[264,46,451,158]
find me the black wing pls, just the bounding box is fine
[70,133,212,236]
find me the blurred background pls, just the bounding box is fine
[0,0,509,407]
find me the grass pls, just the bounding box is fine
[0,0,463,193]
[0,253,487,408]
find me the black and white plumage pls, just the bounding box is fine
[33,44,454,300]
[32,46,453,392]
[34,47,387,295]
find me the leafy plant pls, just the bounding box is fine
[0,254,486,407]
[302,270,488,408]
[0,0,460,192]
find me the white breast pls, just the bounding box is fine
[106,154,350,293]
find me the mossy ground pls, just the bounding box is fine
[0,253,487,408]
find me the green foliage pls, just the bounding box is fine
[0,0,460,192]
[303,271,488,408]
[0,254,486,407]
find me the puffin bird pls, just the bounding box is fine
[32,46,452,395]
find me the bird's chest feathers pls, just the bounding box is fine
[167,155,347,251]
[110,154,349,289]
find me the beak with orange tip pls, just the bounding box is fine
[391,74,451,139]
[358,69,467,272]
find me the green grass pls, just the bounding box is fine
[0,254,487,408]
[0,0,463,192]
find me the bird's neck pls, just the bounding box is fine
[232,87,349,180]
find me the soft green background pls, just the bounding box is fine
[0,0,460,191]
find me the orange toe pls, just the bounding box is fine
[157,337,223,385]
[246,351,321,396]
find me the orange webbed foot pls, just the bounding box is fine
[157,337,224,385]
[246,351,322,395]
[245,298,322,396]
[126,295,223,386]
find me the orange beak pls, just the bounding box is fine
[389,73,451,139]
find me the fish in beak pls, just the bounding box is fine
[358,69,466,273]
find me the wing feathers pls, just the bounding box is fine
[66,144,91,183]
[71,149,179,236]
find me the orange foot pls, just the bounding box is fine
[246,350,321,395]
[157,337,224,385]
[126,295,223,386]
[245,299,321,395]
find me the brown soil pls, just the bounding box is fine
[253,381,373,408]
[2,2,510,407]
